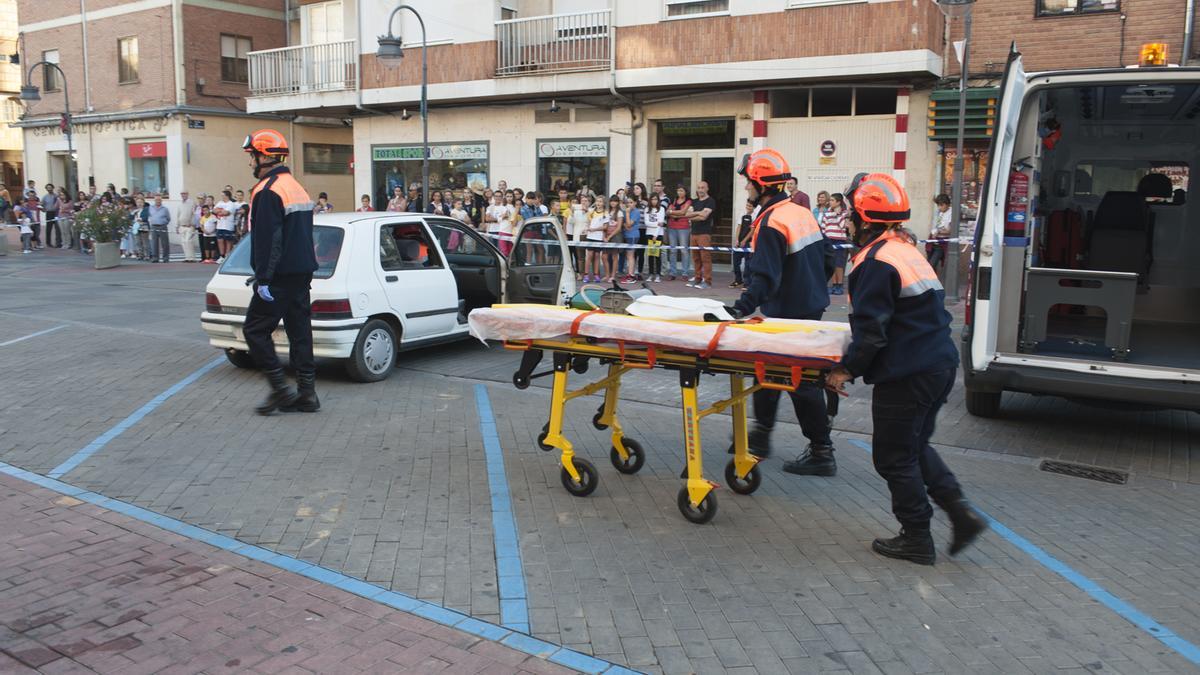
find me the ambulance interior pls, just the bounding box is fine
[1015,81,1199,370]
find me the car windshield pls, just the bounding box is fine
[219,226,343,279]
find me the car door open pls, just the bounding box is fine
[505,217,575,305]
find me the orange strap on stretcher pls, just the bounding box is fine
[754,361,805,391]
[570,309,604,336]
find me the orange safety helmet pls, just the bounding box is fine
[242,129,289,159]
[738,148,792,188]
[845,172,910,224]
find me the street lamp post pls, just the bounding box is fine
[377,5,428,212]
[20,61,77,196]
[937,0,976,304]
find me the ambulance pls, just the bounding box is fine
[962,44,1200,416]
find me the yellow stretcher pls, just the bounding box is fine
[505,336,833,524]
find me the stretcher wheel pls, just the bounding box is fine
[724,460,762,495]
[610,439,645,474]
[677,487,717,524]
[571,356,589,374]
[561,459,598,497]
[513,372,530,390]
[537,430,553,452]
[592,405,608,431]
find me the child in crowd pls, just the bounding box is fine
[583,197,608,283]
[450,198,470,224]
[234,204,249,241]
[570,195,590,275]
[603,196,623,283]
[485,191,513,256]
[357,194,373,212]
[15,206,33,253]
[199,205,218,263]
[822,192,850,294]
[643,194,665,282]
[730,200,755,288]
[621,197,641,283]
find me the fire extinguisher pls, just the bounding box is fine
[1004,170,1030,240]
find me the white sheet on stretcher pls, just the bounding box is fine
[468,304,849,365]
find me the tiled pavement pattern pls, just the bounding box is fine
[3,254,1200,673]
[0,472,575,674]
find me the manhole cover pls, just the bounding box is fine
[1039,460,1128,485]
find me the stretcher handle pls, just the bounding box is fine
[754,362,804,392]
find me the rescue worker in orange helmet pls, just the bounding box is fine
[825,173,985,565]
[729,148,837,476]
[241,129,321,414]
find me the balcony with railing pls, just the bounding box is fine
[248,40,357,97]
[495,10,611,78]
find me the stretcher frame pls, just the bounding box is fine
[506,336,830,524]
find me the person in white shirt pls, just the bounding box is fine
[485,192,513,255]
[569,195,591,275]
[641,194,666,282]
[583,200,609,283]
[213,190,238,262]
[927,193,952,273]
[175,190,198,262]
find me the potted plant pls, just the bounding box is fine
[76,201,129,269]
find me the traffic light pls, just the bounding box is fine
[928,87,999,140]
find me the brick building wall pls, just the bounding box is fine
[950,0,1200,74]
[617,1,944,70]
[180,5,286,108]
[19,8,177,116]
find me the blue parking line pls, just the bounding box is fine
[0,325,66,347]
[473,383,530,633]
[48,356,225,479]
[0,460,641,674]
[846,438,1200,667]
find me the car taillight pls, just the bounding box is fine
[311,299,353,319]
[206,292,222,314]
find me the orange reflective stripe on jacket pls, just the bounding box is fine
[248,171,314,230]
[751,200,823,254]
[851,231,943,298]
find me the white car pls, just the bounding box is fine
[201,213,576,381]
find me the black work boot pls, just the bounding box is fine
[781,443,836,476]
[726,422,772,458]
[942,495,987,556]
[872,527,936,565]
[256,368,298,415]
[281,370,320,413]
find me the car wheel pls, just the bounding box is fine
[224,348,256,369]
[345,319,397,382]
[965,388,1002,418]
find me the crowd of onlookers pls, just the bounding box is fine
[7,173,954,294]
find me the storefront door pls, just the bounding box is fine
[657,151,735,249]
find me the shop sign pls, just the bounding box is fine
[128,141,167,158]
[29,118,169,137]
[660,120,730,137]
[373,143,488,162]
[538,140,608,158]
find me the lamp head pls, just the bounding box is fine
[377,34,405,62]
[936,0,975,17]
[19,84,41,102]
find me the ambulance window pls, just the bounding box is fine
[1074,162,1188,200]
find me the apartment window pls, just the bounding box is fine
[118,37,138,83]
[220,34,251,83]
[304,143,353,175]
[42,50,60,92]
[772,88,896,118]
[500,5,517,20]
[1037,0,1118,15]
[855,88,897,115]
[303,0,343,44]
[665,0,729,18]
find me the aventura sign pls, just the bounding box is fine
[373,143,488,162]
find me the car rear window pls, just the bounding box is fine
[219,226,343,279]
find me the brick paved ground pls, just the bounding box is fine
[3,253,1200,673]
[0,472,575,674]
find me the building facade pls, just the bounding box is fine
[0,0,22,189]
[15,0,353,206]
[245,0,946,241]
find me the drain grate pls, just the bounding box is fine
[1039,460,1128,485]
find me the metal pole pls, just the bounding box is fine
[945,9,971,304]
[25,62,77,196]
[384,5,429,210]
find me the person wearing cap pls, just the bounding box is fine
[729,148,836,476]
[825,173,986,565]
[241,129,320,415]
